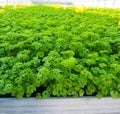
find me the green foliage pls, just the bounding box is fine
[0,5,120,98]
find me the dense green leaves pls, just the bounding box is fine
[0,5,120,98]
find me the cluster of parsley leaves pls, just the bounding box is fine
[0,5,120,98]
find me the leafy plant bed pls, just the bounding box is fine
[0,5,120,99]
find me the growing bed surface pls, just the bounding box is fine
[0,5,120,98]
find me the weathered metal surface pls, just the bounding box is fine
[0,97,120,114]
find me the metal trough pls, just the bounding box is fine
[0,97,120,114]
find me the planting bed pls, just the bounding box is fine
[0,5,120,99]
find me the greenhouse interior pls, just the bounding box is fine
[0,0,120,114]
[0,0,120,7]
